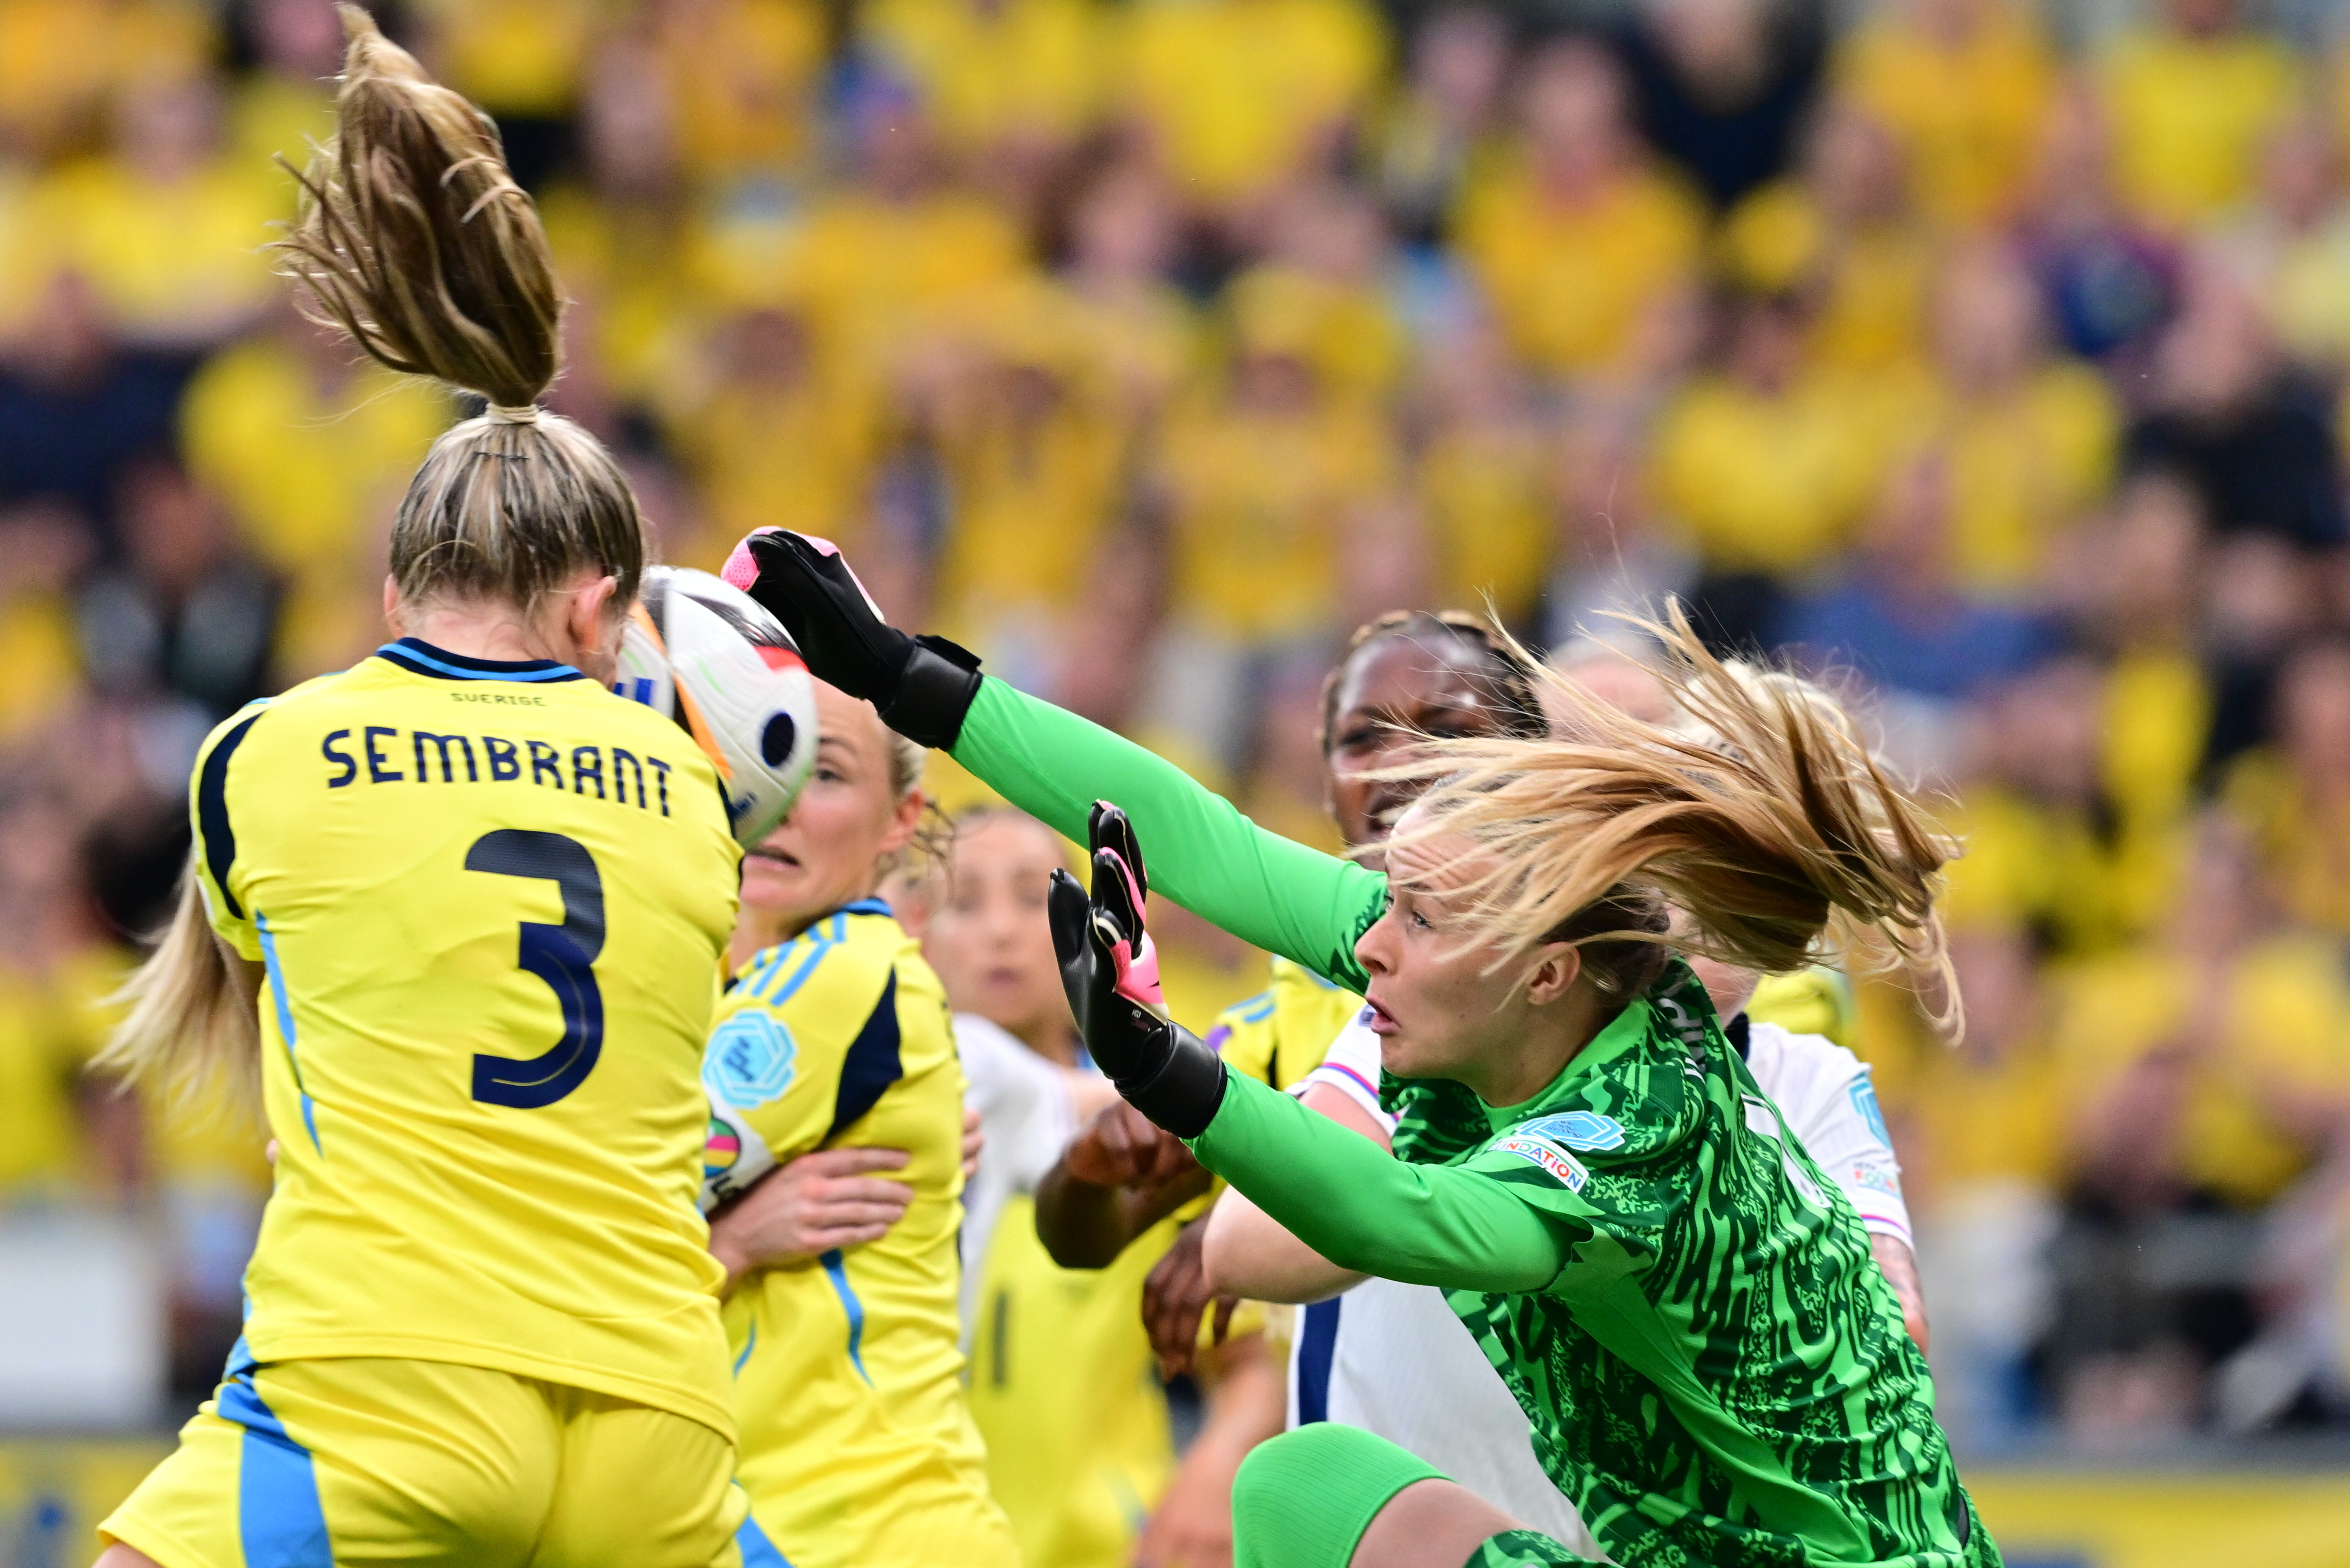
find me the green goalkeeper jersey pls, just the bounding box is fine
[952,678,1994,1568]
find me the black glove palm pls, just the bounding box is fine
[725,530,983,749]
[1048,803,1228,1139]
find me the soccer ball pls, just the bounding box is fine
[612,566,818,846]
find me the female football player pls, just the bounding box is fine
[736,530,1992,1568]
[96,14,748,1567]
[696,680,1019,1568]
[1033,610,1547,1316]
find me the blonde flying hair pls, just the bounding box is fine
[103,7,643,1102]
[1381,606,1958,1034]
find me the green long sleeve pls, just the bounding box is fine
[1189,1070,1567,1294]
[949,677,1387,991]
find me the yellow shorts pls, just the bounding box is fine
[100,1356,745,1568]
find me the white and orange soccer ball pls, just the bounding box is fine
[612,566,817,846]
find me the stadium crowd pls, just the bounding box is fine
[3,0,2350,1470]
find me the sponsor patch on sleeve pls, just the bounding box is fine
[1514,1110,1626,1152]
[1495,1135,1590,1192]
[1848,1161,1903,1198]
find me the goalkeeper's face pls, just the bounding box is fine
[1353,814,1596,1106]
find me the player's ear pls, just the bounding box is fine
[382,573,402,632]
[1524,941,1581,1007]
[561,573,622,658]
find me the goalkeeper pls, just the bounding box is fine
[735,530,1996,1568]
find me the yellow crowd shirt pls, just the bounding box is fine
[862,0,1111,157]
[703,902,1015,1568]
[1158,393,1393,640]
[2098,24,2301,230]
[2048,936,2350,1209]
[1648,369,1885,577]
[192,639,742,1435]
[1119,0,1384,203]
[1455,156,1706,380]
[1833,0,2056,226]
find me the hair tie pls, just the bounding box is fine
[486,403,540,425]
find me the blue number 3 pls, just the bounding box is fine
[466,830,605,1108]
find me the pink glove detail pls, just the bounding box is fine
[726,531,885,616]
[1096,847,1164,1013]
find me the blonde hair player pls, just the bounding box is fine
[694,682,1020,1568]
[97,13,750,1567]
[734,526,1995,1568]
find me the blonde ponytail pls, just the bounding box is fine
[1384,605,1959,1034]
[277,5,643,613]
[96,859,261,1108]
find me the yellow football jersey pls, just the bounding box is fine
[191,637,742,1437]
[705,902,1017,1568]
[1206,954,1363,1093]
[967,1196,1179,1568]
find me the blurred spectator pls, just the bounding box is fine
[2123,264,2344,550]
[26,69,280,350]
[177,292,447,678]
[1140,270,1393,774]
[922,278,1133,690]
[1454,38,1706,386]
[1833,0,2056,228]
[2221,637,2350,937]
[1719,97,1933,375]
[2073,472,2214,830]
[1057,162,1197,418]
[227,0,343,179]
[769,80,1027,381]
[1118,0,1385,227]
[655,293,885,571]
[1783,448,2053,711]
[1648,287,1881,651]
[1900,239,2119,594]
[861,0,1112,213]
[0,0,211,164]
[0,505,87,743]
[2043,818,2350,1436]
[2096,0,2303,233]
[1619,0,1827,213]
[74,457,280,722]
[2210,115,2350,377]
[0,786,133,1206]
[537,25,698,408]
[655,0,830,190]
[1940,651,2175,958]
[2017,83,2180,367]
[1545,408,1696,644]
[0,269,188,557]
[416,0,595,191]
[1372,6,1511,248]
[2200,526,2322,779]
[1240,181,1405,406]
[1411,314,1555,631]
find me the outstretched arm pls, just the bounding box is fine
[953,678,1383,990]
[1191,1071,1566,1294]
[728,525,1384,989]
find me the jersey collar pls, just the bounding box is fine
[375,637,587,683]
[840,897,893,917]
[1482,992,1657,1136]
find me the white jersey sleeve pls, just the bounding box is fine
[1740,1019,1912,1247]
[956,1013,1081,1333]
[1292,1009,1394,1135]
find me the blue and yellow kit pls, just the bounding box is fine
[1204,953,1363,1093]
[702,901,1018,1568]
[103,638,747,1568]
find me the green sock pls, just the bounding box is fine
[1231,1424,1448,1568]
